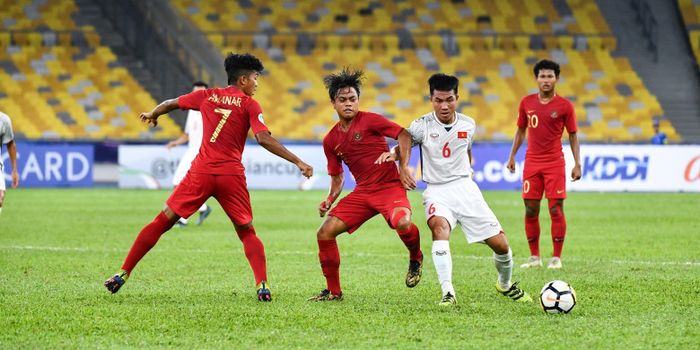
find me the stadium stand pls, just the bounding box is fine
[679,0,700,63]
[171,0,677,142]
[0,0,180,140]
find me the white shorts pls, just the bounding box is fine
[172,151,197,186]
[422,177,502,243]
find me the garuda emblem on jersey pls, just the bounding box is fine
[353,132,362,141]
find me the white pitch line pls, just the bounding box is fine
[2,245,699,267]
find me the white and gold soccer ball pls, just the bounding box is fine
[540,280,577,314]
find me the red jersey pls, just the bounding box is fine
[323,111,403,190]
[178,86,268,175]
[517,94,578,162]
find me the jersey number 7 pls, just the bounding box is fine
[210,108,232,143]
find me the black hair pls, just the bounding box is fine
[192,81,208,88]
[224,53,264,85]
[323,67,364,101]
[533,59,560,78]
[428,73,459,96]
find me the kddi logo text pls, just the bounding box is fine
[582,155,649,180]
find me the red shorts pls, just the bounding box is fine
[329,184,411,234]
[167,172,252,225]
[522,159,567,200]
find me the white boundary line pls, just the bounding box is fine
[2,245,699,267]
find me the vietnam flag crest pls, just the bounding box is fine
[458,131,468,139]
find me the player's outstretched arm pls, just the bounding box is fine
[506,127,527,173]
[7,139,18,188]
[397,130,416,190]
[319,174,344,217]
[255,131,313,178]
[569,132,582,181]
[140,98,179,127]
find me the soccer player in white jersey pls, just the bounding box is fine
[376,74,532,306]
[166,82,212,227]
[0,111,19,216]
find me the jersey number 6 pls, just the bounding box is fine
[210,108,232,143]
[442,142,451,158]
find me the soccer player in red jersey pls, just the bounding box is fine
[506,59,581,270]
[308,68,423,301]
[104,53,313,301]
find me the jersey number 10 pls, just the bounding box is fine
[527,114,539,128]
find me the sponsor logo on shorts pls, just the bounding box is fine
[489,223,498,227]
[556,189,564,194]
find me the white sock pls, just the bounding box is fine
[0,207,3,216]
[199,203,208,212]
[179,217,188,225]
[494,248,513,290]
[432,240,454,296]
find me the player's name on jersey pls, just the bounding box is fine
[207,94,242,107]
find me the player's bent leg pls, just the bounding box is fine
[391,207,423,288]
[234,222,271,301]
[104,208,179,293]
[311,216,347,300]
[485,233,515,292]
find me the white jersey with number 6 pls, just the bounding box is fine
[407,111,501,242]
[406,112,475,184]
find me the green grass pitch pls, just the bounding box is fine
[1,189,699,349]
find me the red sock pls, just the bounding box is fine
[549,201,566,258]
[121,212,175,273]
[318,239,341,295]
[524,215,541,257]
[236,225,267,285]
[397,223,423,262]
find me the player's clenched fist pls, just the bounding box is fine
[319,199,331,217]
[139,112,158,127]
[297,162,314,178]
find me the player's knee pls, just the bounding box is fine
[548,200,564,218]
[390,210,411,231]
[525,206,539,218]
[235,222,254,235]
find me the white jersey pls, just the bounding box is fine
[172,110,203,185]
[406,112,475,184]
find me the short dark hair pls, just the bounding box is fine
[224,53,264,85]
[192,81,208,88]
[323,67,364,101]
[428,73,459,96]
[533,59,560,78]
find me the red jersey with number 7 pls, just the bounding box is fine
[178,86,269,175]
[517,94,577,163]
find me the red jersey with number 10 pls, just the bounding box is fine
[517,94,577,163]
[178,86,269,175]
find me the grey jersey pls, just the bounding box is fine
[406,112,475,184]
[0,112,14,172]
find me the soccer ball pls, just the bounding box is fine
[540,280,577,314]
